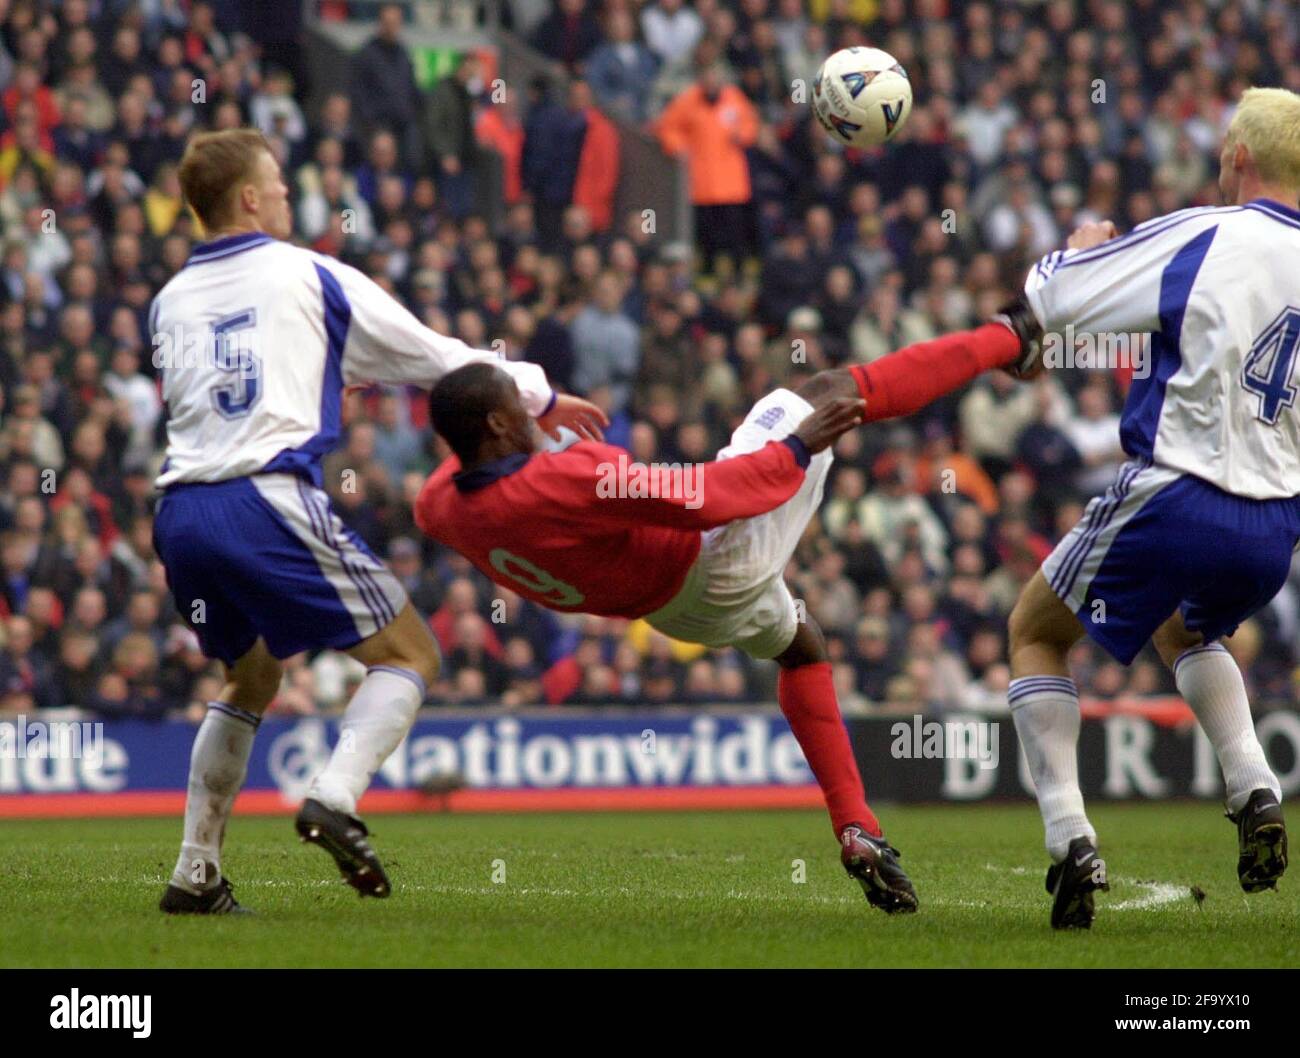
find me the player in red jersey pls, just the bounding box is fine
[416,311,1037,913]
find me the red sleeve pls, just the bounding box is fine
[849,323,1020,421]
[530,439,810,532]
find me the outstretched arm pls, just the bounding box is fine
[319,255,557,417]
[539,397,865,532]
[846,322,1023,421]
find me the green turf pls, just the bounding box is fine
[1,803,1296,968]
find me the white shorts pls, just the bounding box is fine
[645,388,832,659]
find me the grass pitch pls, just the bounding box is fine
[2,803,1296,968]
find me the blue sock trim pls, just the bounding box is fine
[1008,676,1079,710]
[367,664,428,702]
[207,700,262,729]
[1173,641,1229,677]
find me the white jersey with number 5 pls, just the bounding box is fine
[151,232,554,489]
[1024,198,1300,500]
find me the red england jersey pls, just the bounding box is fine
[415,438,811,618]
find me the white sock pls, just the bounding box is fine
[1174,643,1280,813]
[307,666,425,816]
[171,702,259,893]
[1009,676,1095,862]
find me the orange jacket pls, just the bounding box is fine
[656,84,758,206]
[573,105,620,232]
[914,452,1000,515]
[475,107,525,204]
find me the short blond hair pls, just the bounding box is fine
[1225,87,1300,188]
[178,128,271,230]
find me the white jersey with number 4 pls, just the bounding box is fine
[1024,198,1300,500]
[151,232,554,489]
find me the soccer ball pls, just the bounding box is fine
[812,47,913,149]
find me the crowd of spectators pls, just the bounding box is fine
[0,0,1298,722]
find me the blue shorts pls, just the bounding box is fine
[1042,459,1300,665]
[153,474,407,665]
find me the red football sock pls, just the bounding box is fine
[777,661,880,837]
[849,322,1020,421]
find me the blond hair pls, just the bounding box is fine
[1225,87,1300,188]
[178,128,271,231]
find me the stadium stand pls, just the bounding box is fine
[0,0,1297,720]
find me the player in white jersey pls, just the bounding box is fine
[152,129,606,914]
[1002,88,1299,928]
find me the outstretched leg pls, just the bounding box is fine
[308,603,440,814]
[775,619,877,835]
[775,618,918,913]
[296,602,442,898]
[795,321,1023,419]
